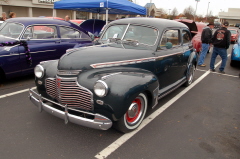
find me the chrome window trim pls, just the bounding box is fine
[21,24,59,40]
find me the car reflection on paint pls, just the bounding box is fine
[29,18,197,133]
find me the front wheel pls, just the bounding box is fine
[184,64,195,87]
[114,93,148,133]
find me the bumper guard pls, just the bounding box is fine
[29,88,112,130]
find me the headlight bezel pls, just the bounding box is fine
[93,80,108,97]
[34,65,44,78]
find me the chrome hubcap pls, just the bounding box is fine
[128,103,139,118]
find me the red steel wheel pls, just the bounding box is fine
[114,93,147,133]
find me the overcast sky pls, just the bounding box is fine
[134,0,240,16]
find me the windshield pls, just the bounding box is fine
[0,22,24,39]
[101,24,158,46]
[230,30,237,34]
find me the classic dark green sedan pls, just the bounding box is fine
[29,18,197,133]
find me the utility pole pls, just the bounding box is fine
[169,9,171,19]
[206,2,210,22]
[194,0,200,21]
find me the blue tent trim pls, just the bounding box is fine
[54,0,146,15]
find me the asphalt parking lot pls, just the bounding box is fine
[0,43,240,159]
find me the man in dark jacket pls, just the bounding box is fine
[198,22,214,67]
[210,21,231,74]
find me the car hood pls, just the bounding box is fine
[79,19,106,37]
[175,19,198,32]
[58,44,154,71]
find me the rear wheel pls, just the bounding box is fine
[230,60,238,67]
[184,64,195,87]
[114,93,147,133]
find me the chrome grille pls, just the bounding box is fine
[45,77,93,110]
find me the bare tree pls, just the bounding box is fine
[183,6,195,20]
[171,7,178,19]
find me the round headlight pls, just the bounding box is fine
[94,80,108,97]
[34,65,44,78]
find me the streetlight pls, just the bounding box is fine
[206,2,210,22]
[168,9,171,19]
[194,0,200,21]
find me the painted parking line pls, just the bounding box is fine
[0,87,36,99]
[197,69,239,78]
[95,56,229,159]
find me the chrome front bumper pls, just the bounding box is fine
[29,88,112,130]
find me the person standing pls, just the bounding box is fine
[9,12,16,18]
[65,15,70,21]
[210,21,231,74]
[198,22,214,67]
[0,12,7,21]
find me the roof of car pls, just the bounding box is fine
[109,17,188,31]
[5,17,79,29]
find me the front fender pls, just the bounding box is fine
[77,67,159,121]
[188,50,197,68]
[35,60,59,98]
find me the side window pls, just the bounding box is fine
[182,30,191,44]
[159,30,180,49]
[22,25,57,39]
[59,27,80,38]
[81,32,92,40]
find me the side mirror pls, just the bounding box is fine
[27,37,31,41]
[165,42,173,49]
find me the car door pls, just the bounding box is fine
[19,25,62,75]
[154,29,184,93]
[181,29,194,76]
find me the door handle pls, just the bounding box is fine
[55,40,61,43]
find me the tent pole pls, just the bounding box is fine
[106,0,108,25]
[106,8,108,25]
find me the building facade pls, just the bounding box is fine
[0,0,103,20]
[0,0,140,20]
[218,8,240,25]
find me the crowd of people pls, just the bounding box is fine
[0,12,16,21]
[198,21,231,74]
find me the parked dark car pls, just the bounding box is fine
[0,17,93,81]
[235,23,240,27]
[29,18,197,133]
